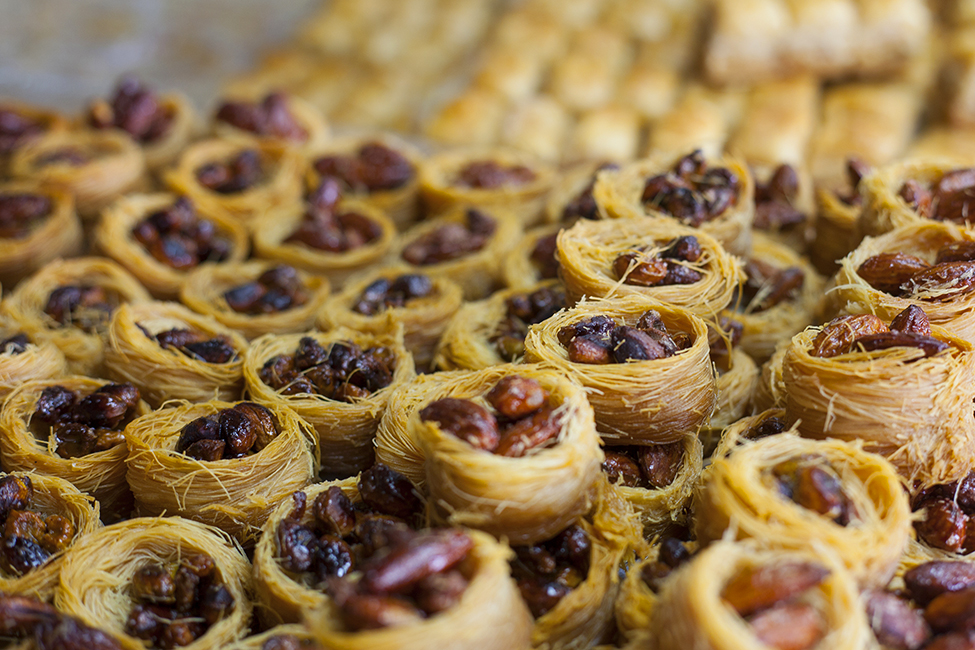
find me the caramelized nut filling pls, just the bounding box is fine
[0,475,75,576]
[223,265,309,315]
[352,274,433,316]
[557,309,691,365]
[88,76,174,144]
[259,337,394,401]
[313,142,414,193]
[124,553,234,649]
[809,306,947,359]
[131,197,232,271]
[32,382,141,459]
[0,191,52,239]
[215,92,307,141]
[491,286,566,362]
[420,375,562,457]
[641,150,740,227]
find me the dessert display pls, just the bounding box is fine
[10,0,975,646]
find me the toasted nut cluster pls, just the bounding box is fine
[744,415,789,443]
[707,316,744,371]
[557,309,691,365]
[753,164,805,231]
[612,235,704,288]
[560,162,619,224]
[735,258,805,314]
[510,524,591,618]
[276,465,422,583]
[912,472,975,554]
[809,306,948,359]
[419,375,562,457]
[770,455,859,526]
[898,168,975,224]
[223,265,309,315]
[601,443,685,490]
[401,208,497,266]
[139,325,237,364]
[491,286,566,361]
[215,92,307,141]
[124,553,234,649]
[0,107,45,154]
[454,160,536,189]
[195,149,263,194]
[284,178,382,253]
[259,336,394,401]
[836,157,871,207]
[858,242,975,301]
[33,383,140,459]
[131,197,232,271]
[862,560,975,649]
[313,142,414,193]
[0,332,30,355]
[0,475,75,576]
[640,537,693,594]
[174,402,278,462]
[87,76,173,144]
[721,562,830,650]
[44,284,115,332]
[0,191,52,239]
[352,274,433,316]
[641,150,740,227]
[0,595,124,650]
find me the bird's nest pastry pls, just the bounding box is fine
[212,91,330,153]
[0,376,149,521]
[181,261,329,340]
[9,129,147,221]
[319,267,462,369]
[556,216,742,317]
[55,516,253,650]
[410,365,603,544]
[1,256,151,376]
[693,434,912,589]
[242,327,414,476]
[103,301,249,408]
[0,181,82,287]
[418,146,555,227]
[782,308,975,485]
[593,149,755,255]
[164,138,303,224]
[124,399,315,541]
[94,192,249,300]
[524,295,716,445]
[0,472,100,601]
[0,327,66,400]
